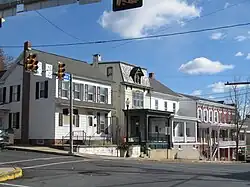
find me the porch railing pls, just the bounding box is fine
[148,132,167,142]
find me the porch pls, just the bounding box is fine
[123,109,172,149]
[198,122,247,161]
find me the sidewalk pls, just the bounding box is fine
[0,167,22,182]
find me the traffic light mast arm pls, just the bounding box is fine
[225,81,250,86]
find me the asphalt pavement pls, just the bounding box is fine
[0,150,250,187]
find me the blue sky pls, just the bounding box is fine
[1,0,250,100]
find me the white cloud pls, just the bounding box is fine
[246,53,250,60]
[235,35,247,42]
[208,81,247,93]
[208,96,215,99]
[224,2,230,8]
[210,32,226,40]
[179,57,234,75]
[208,82,228,93]
[191,90,202,96]
[99,0,201,38]
[235,52,244,57]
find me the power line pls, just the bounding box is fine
[108,0,248,50]
[1,21,250,49]
[35,10,83,42]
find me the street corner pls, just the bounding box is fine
[0,167,23,182]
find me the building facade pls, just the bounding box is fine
[180,94,247,161]
[0,50,114,146]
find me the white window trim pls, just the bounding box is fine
[209,109,213,122]
[203,109,208,122]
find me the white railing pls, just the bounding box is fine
[186,137,196,142]
[173,136,185,142]
[218,140,246,147]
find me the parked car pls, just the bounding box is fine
[0,129,11,149]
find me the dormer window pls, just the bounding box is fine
[135,73,141,84]
[129,67,144,84]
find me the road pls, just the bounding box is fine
[0,150,250,187]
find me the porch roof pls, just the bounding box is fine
[199,122,248,129]
[123,108,173,118]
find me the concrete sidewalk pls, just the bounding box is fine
[0,167,22,182]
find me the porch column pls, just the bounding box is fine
[184,122,187,143]
[145,115,148,143]
[171,120,174,143]
[195,122,198,143]
[209,127,212,160]
[217,129,220,161]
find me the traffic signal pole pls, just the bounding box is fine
[69,73,74,155]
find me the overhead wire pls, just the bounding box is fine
[108,0,249,50]
[1,21,250,49]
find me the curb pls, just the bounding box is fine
[0,168,23,182]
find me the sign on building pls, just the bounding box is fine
[113,0,143,12]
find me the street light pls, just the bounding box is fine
[126,98,130,144]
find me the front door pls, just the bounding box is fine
[130,116,140,141]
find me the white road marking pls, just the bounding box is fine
[0,183,31,187]
[22,160,87,169]
[0,156,72,165]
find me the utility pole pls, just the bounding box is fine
[69,73,74,155]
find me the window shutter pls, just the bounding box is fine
[3,87,6,103]
[16,112,20,129]
[97,87,100,103]
[9,86,13,103]
[59,113,63,126]
[93,86,96,102]
[17,85,21,101]
[97,113,100,134]
[85,84,88,101]
[75,115,79,127]
[44,81,48,98]
[58,81,62,98]
[8,113,12,129]
[104,88,108,103]
[80,84,84,100]
[35,82,39,99]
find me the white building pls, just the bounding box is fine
[0,49,114,146]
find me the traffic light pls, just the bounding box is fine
[57,62,65,80]
[113,0,143,12]
[25,53,38,72]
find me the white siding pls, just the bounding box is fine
[150,96,179,113]
[29,72,56,140]
[0,65,23,139]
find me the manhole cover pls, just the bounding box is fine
[78,171,110,176]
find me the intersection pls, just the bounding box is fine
[0,150,250,187]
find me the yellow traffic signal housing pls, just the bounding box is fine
[25,54,36,71]
[32,59,39,72]
[57,62,65,80]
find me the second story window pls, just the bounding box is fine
[36,81,48,99]
[73,83,80,100]
[209,110,213,122]
[85,85,96,102]
[107,67,113,77]
[97,87,108,103]
[132,91,144,108]
[155,100,158,110]
[204,110,208,122]
[164,101,168,111]
[198,109,202,120]
[214,111,218,122]
[173,103,176,113]
[9,85,20,103]
[62,81,69,98]
[134,73,141,84]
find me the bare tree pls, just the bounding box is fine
[0,48,14,70]
[229,79,250,161]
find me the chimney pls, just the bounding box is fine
[92,54,101,68]
[149,72,155,79]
